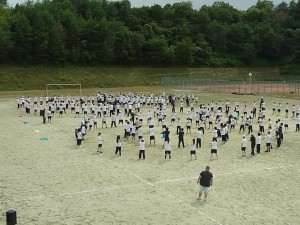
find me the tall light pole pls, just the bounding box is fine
[249,72,252,94]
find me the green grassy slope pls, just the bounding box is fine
[0,65,282,91]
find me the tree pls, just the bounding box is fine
[227,22,253,55]
[0,5,12,62]
[193,34,212,65]
[0,0,7,7]
[245,0,274,23]
[0,20,13,62]
[48,23,67,64]
[203,2,242,24]
[206,20,227,52]
[253,24,279,59]
[144,36,172,64]
[9,13,33,62]
[174,38,196,65]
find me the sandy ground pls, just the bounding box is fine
[0,89,300,225]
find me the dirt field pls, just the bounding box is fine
[0,88,299,225]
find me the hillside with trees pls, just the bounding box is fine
[0,0,299,67]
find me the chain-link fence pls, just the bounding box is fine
[161,75,300,94]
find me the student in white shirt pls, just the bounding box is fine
[189,139,197,160]
[164,139,171,160]
[102,115,107,128]
[221,125,227,143]
[186,119,192,134]
[93,114,97,129]
[149,125,155,146]
[259,118,265,134]
[97,132,103,153]
[76,129,83,148]
[256,133,262,153]
[176,118,182,135]
[47,107,52,123]
[196,128,203,148]
[241,135,247,156]
[81,125,86,139]
[211,140,218,160]
[111,113,117,128]
[180,101,184,113]
[296,115,300,132]
[265,131,272,152]
[171,113,176,125]
[139,138,146,159]
[131,124,136,142]
[239,116,245,133]
[118,112,124,125]
[212,127,218,142]
[75,105,80,118]
[137,126,143,140]
[283,116,289,131]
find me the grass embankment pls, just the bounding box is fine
[0,65,282,91]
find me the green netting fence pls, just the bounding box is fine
[161,74,300,94]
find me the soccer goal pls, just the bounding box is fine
[45,84,82,96]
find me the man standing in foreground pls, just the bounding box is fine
[197,166,213,201]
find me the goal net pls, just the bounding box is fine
[45,84,82,97]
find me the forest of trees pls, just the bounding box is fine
[0,0,300,66]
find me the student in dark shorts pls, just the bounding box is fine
[178,128,185,148]
[197,166,213,201]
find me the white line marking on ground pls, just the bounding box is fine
[206,205,251,218]
[0,183,144,204]
[153,164,293,184]
[183,203,223,225]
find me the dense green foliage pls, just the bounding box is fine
[0,0,300,67]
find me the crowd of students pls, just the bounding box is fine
[17,93,300,160]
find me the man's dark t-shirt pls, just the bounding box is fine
[200,170,213,187]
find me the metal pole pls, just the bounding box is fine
[250,76,252,94]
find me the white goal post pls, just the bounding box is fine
[45,84,82,96]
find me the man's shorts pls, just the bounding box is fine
[199,185,209,192]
